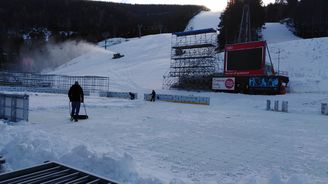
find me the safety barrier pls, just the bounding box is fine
[0,93,29,122]
[99,91,137,100]
[144,93,210,105]
[0,86,90,96]
[0,71,109,93]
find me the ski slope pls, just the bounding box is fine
[263,23,301,44]
[185,11,221,31]
[1,12,328,184]
[51,34,171,91]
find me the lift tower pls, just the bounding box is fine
[237,3,252,43]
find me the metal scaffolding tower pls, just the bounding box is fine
[164,28,218,89]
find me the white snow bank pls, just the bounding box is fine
[0,123,162,184]
[185,11,220,31]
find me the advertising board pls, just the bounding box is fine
[212,77,235,90]
[224,41,266,76]
[249,76,279,88]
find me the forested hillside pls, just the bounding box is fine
[0,0,206,70]
[0,0,206,39]
[265,0,328,38]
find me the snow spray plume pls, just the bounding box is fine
[19,40,103,73]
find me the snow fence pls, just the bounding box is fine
[144,93,210,105]
[0,86,90,96]
[99,91,138,100]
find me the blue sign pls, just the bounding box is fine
[249,77,279,88]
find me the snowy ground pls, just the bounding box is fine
[1,92,328,184]
[1,12,328,184]
[262,23,301,44]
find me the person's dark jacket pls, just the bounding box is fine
[68,84,84,102]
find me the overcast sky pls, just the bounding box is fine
[99,0,276,11]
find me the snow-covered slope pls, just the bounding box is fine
[185,11,220,31]
[51,25,328,94]
[262,23,301,44]
[268,37,328,93]
[51,34,171,91]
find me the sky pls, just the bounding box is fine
[99,0,276,11]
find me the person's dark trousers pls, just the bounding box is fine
[71,101,81,120]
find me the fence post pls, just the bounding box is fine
[321,103,327,115]
[274,100,279,111]
[282,101,288,113]
[266,100,271,111]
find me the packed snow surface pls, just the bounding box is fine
[1,93,328,184]
[1,12,328,184]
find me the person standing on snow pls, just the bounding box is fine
[150,90,156,102]
[68,81,84,122]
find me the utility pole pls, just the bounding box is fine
[158,24,163,34]
[277,49,281,75]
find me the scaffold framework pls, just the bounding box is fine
[163,28,218,90]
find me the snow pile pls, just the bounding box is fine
[185,11,220,31]
[0,123,162,183]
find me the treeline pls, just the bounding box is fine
[218,0,328,50]
[0,0,206,70]
[265,0,328,38]
[0,0,206,40]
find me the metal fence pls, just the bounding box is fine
[0,71,109,93]
[0,86,92,96]
[0,93,29,122]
